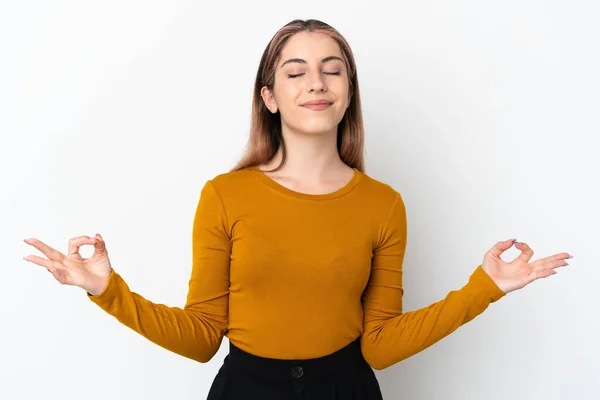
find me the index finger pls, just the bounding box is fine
[68,235,97,256]
[23,238,65,262]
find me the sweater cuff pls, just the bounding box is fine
[463,265,506,303]
[87,269,119,304]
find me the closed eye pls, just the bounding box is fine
[288,72,341,78]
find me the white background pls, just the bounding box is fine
[2,1,598,399]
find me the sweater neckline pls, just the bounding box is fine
[249,165,362,200]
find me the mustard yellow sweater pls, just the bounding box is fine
[88,165,505,370]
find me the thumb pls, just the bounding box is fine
[92,233,107,252]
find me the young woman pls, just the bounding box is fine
[23,19,572,400]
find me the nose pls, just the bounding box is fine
[307,70,327,93]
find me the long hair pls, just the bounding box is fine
[229,19,365,173]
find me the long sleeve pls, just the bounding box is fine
[360,192,506,370]
[87,180,231,363]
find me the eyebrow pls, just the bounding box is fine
[280,55,344,68]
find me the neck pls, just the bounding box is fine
[266,124,346,178]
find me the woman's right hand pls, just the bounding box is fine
[23,233,113,296]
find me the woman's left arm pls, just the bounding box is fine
[360,192,572,370]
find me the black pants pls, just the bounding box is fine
[206,336,384,399]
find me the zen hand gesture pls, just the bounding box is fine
[23,233,113,296]
[482,239,572,294]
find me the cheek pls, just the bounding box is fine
[275,84,302,106]
[282,86,300,100]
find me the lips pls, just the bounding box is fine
[301,100,333,106]
[301,100,333,111]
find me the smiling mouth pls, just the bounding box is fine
[301,103,332,111]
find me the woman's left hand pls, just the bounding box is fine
[481,239,572,294]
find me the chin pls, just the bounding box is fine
[284,115,344,135]
[300,125,338,135]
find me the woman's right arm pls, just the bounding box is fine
[87,180,231,363]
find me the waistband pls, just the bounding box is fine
[223,336,369,383]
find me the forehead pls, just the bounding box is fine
[278,32,343,67]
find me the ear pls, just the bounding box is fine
[261,86,278,114]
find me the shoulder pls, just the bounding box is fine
[358,170,404,206]
[202,166,256,198]
[359,171,407,233]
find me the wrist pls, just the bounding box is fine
[86,270,112,296]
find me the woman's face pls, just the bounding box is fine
[261,32,351,136]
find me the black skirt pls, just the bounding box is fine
[206,336,384,399]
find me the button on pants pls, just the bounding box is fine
[206,336,384,399]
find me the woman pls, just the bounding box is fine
[23,19,572,399]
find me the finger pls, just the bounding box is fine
[46,265,71,285]
[488,238,517,258]
[534,258,569,274]
[23,238,66,262]
[68,235,98,256]
[531,252,572,269]
[514,242,534,263]
[550,252,572,261]
[534,268,558,280]
[23,254,59,270]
